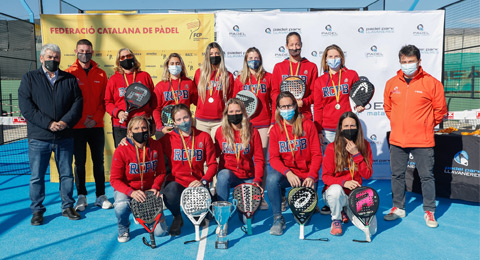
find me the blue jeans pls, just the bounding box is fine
[216,169,253,202]
[114,191,131,235]
[29,138,75,213]
[266,170,318,216]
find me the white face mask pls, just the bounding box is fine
[168,65,182,76]
[401,62,418,77]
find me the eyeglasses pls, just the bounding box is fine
[279,104,294,110]
[119,54,133,61]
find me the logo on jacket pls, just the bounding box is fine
[454,151,469,166]
[173,149,204,162]
[129,160,158,174]
[279,138,307,153]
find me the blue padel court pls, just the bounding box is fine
[1,172,479,260]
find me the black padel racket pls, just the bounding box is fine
[280,76,306,100]
[130,191,164,249]
[161,105,175,127]
[287,187,317,240]
[180,186,212,243]
[235,90,258,118]
[233,183,262,235]
[348,186,379,243]
[349,78,375,107]
[120,82,151,124]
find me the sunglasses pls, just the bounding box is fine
[119,54,133,61]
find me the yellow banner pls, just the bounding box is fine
[41,13,214,182]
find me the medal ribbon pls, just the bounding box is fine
[249,73,262,97]
[208,70,221,99]
[179,129,195,172]
[232,141,242,169]
[348,156,356,180]
[170,77,182,104]
[283,119,297,158]
[123,71,136,87]
[289,61,300,76]
[135,144,146,191]
[329,69,342,106]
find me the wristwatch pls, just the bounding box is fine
[201,179,208,187]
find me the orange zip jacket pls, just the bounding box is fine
[384,67,447,148]
[65,59,108,128]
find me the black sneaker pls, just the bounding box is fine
[320,205,331,215]
[169,215,183,236]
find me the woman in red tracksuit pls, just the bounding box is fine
[160,104,217,236]
[214,98,265,203]
[110,116,167,243]
[267,92,322,236]
[322,111,373,236]
[152,53,197,138]
[105,48,156,147]
[194,42,234,139]
[271,32,318,121]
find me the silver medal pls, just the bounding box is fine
[208,97,214,103]
[335,103,341,110]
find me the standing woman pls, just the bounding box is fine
[321,111,373,236]
[233,47,272,209]
[110,116,167,243]
[160,104,218,236]
[194,42,234,139]
[271,32,318,120]
[105,48,156,147]
[267,92,322,236]
[153,53,197,138]
[214,98,264,203]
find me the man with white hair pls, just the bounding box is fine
[19,43,83,225]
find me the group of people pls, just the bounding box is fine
[18,31,447,243]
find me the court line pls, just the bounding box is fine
[196,219,209,260]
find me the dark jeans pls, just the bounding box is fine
[73,128,105,197]
[390,145,436,212]
[112,127,128,148]
[216,169,253,202]
[29,138,75,213]
[163,181,186,217]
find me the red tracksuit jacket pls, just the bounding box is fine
[313,68,359,132]
[271,58,318,120]
[269,118,322,181]
[161,128,217,188]
[105,70,156,128]
[321,140,373,195]
[215,126,265,184]
[194,69,234,121]
[233,72,273,128]
[110,138,166,196]
[152,76,197,130]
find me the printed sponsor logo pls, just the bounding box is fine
[358,26,394,34]
[413,24,430,36]
[365,45,383,58]
[321,24,338,36]
[265,27,302,35]
[229,25,246,37]
[444,150,480,177]
[187,19,207,41]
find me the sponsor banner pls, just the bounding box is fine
[41,13,214,182]
[216,10,444,179]
[0,117,27,125]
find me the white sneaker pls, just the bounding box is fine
[424,211,438,228]
[75,195,87,212]
[260,198,269,210]
[384,207,406,221]
[95,195,113,209]
[117,231,130,243]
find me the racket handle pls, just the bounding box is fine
[247,218,252,235]
[119,112,129,124]
[299,224,305,240]
[150,232,156,248]
[195,224,200,241]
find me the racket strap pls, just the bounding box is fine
[304,238,330,242]
[353,239,370,243]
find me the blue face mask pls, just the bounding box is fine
[327,58,341,70]
[176,120,192,133]
[168,65,182,76]
[401,62,418,77]
[280,108,295,121]
[247,60,261,70]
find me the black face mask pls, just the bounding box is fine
[342,129,358,141]
[120,58,135,70]
[132,131,149,144]
[288,48,301,57]
[210,56,222,66]
[77,53,92,64]
[227,114,243,125]
[44,60,59,72]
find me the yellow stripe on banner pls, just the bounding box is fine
[85,10,138,14]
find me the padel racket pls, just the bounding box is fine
[287,187,317,240]
[280,76,306,100]
[235,90,258,118]
[349,78,375,107]
[232,183,262,235]
[130,191,164,249]
[161,105,175,127]
[120,82,151,124]
[348,186,379,243]
[180,186,212,243]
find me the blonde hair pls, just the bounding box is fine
[197,42,230,103]
[221,98,252,149]
[239,47,266,85]
[320,44,345,72]
[275,92,304,138]
[127,116,150,139]
[114,48,142,74]
[161,53,188,81]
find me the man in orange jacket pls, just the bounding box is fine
[383,45,447,228]
[66,39,112,211]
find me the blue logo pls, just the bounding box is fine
[358,27,364,33]
[370,134,377,141]
[454,151,469,166]
[311,51,318,57]
[279,46,285,53]
[265,28,271,34]
[417,24,424,31]
[370,45,378,52]
[325,25,332,31]
[233,25,240,32]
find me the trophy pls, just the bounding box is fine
[208,200,237,249]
